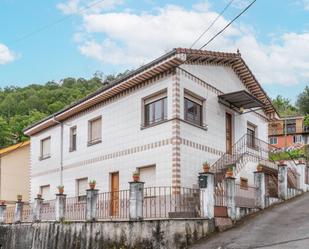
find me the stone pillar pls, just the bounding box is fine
[278,164,288,200]
[0,204,6,223]
[129,181,144,221]
[14,201,24,223]
[32,196,43,222]
[224,177,236,220]
[254,171,266,209]
[55,194,66,222]
[86,189,98,221]
[297,160,306,192]
[198,172,214,219]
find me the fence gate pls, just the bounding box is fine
[214,187,228,217]
[265,173,278,198]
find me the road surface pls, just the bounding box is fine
[190,192,309,249]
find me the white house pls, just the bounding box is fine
[24,48,278,201]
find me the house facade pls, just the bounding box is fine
[268,116,309,149]
[24,48,277,200]
[0,141,30,204]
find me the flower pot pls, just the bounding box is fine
[279,160,285,166]
[58,188,64,195]
[133,175,140,182]
[89,183,96,190]
[226,170,233,178]
[37,194,42,199]
[203,164,210,173]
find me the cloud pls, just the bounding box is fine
[0,44,16,65]
[57,0,123,15]
[63,3,309,86]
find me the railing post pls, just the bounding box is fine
[129,181,144,221]
[297,160,306,192]
[254,171,266,209]
[14,201,24,223]
[278,163,288,200]
[32,196,43,222]
[198,172,214,219]
[55,194,66,222]
[86,189,98,221]
[224,176,236,221]
[0,203,6,223]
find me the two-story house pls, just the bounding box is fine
[269,116,309,149]
[24,48,278,200]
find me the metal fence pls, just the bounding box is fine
[96,190,130,220]
[5,206,15,223]
[235,184,257,208]
[214,187,227,207]
[143,186,200,218]
[41,200,56,221]
[65,196,86,221]
[22,204,32,222]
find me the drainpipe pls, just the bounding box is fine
[52,116,64,186]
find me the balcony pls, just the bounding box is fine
[269,127,309,136]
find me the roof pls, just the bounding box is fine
[24,48,278,136]
[0,141,30,156]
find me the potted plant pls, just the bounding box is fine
[256,164,263,172]
[57,185,64,195]
[17,194,22,202]
[298,159,305,164]
[89,180,96,190]
[226,167,233,178]
[203,161,210,173]
[132,171,140,182]
[37,193,42,199]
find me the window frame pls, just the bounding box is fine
[269,137,278,145]
[40,136,51,160]
[143,90,168,127]
[40,184,51,200]
[293,135,302,143]
[88,116,102,146]
[76,177,88,202]
[240,177,249,190]
[184,92,204,127]
[69,126,77,152]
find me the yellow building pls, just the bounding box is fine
[0,141,30,204]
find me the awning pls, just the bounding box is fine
[218,90,265,110]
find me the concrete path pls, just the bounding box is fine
[190,193,309,249]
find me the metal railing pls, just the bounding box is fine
[269,126,309,136]
[41,200,56,221]
[4,206,15,223]
[65,196,86,221]
[235,184,257,208]
[96,190,130,220]
[287,168,300,189]
[21,204,32,222]
[143,187,200,218]
[214,187,227,207]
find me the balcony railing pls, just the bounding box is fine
[269,127,309,136]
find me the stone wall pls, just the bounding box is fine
[0,219,215,249]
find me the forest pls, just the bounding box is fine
[0,72,308,148]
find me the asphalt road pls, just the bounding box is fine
[190,192,309,249]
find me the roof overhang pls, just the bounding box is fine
[218,90,265,111]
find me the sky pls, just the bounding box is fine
[0,0,309,103]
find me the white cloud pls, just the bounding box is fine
[63,3,309,86]
[57,0,123,15]
[0,43,16,65]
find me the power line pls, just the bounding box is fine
[0,0,106,52]
[199,0,257,50]
[190,0,235,49]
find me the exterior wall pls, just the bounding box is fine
[178,64,268,188]
[0,144,30,202]
[30,73,175,199]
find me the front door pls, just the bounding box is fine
[226,113,233,154]
[110,172,119,216]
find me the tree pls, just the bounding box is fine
[272,95,298,117]
[296,86,309,115]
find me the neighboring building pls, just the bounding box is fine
[0,141,30,203]
[24,48,278,201]
[268,116,309,149]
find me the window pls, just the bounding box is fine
[293,135,303,143]
[88,117,102,145]
[285,120,296,134]
[77,178,88,201]
[240,178,248,190]
[40,137,51,160]
[139,165,156,188]
[40,185,51,200]
[247,123,256,148]
[269,137,278,145]
[184,93,203,126]
[70,126,77,152]
[144,92,167,127]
